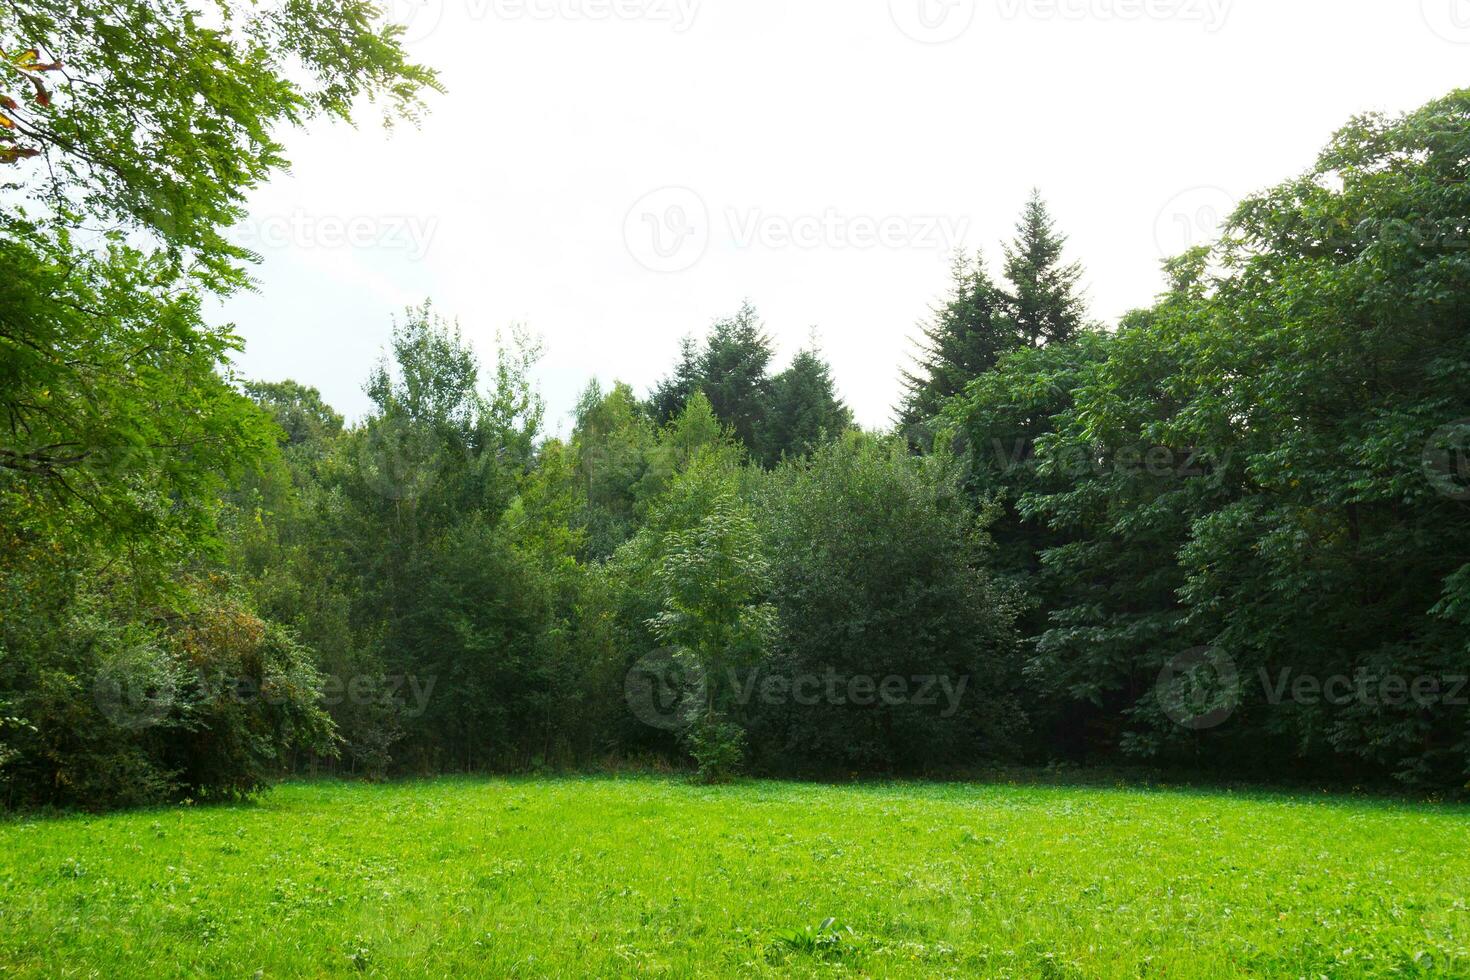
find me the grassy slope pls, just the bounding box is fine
[0,777,1466,978]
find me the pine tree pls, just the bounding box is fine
[1002,190,1087,347]
[761,340,853,465]
[897,251,1016,437]
[697,301,775,454]
[649,335,703,423]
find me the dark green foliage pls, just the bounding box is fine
[697,302,776,453]
[647,304,850,466]
[0,558,335,809]
[760,343,854,465]
[944,91,1470,787]
[570,380,656,559]
[898,252,1017,438]
[899,194,1087,444]
[1002,190,1087,348]
[748,434,1025,772]
[649,336,704,425]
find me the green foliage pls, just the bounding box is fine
[0,234,273,563]
[943,90,1470,786]
[681,717,748,784]
[900,193,1088,443]
[696,302,776,453]
[1002,190,1087,348]
[750,434,1024,772]
[760,342,853,466]
[648,490,775,779]
[8,4,1470,811]
[1,0,437,809]
[0,558,335,809]
[647,304,850,466]
[570,380,656,558]
[1,0,438,289]
[899,251,1017,437]
[243,379,345,451]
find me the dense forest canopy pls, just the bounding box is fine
[1,0,1468,806]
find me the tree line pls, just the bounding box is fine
[1,0,1467,805]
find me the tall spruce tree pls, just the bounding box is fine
[760,340,853,465]
[897,251,1017,438]
[1003,191,1087,347]
[699,302,776,454]
[649,335,703,424]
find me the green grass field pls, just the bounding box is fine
[1,778,1466,978]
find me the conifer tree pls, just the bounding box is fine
[761,340,853,465]
[897,251,1016,437]
[649,335,703,424]
[698,302,776,453]
[1002,191,1087,347]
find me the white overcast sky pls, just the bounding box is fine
[215,0,1470,433]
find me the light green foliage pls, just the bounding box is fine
[1,0,438,289]
[1,0,437,808]
[1,778,1466,976]
[0,235,272,560]
[650,494,776,780]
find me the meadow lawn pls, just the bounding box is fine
[0,777,1466,978]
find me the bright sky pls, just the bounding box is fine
[215,0,1470,433]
